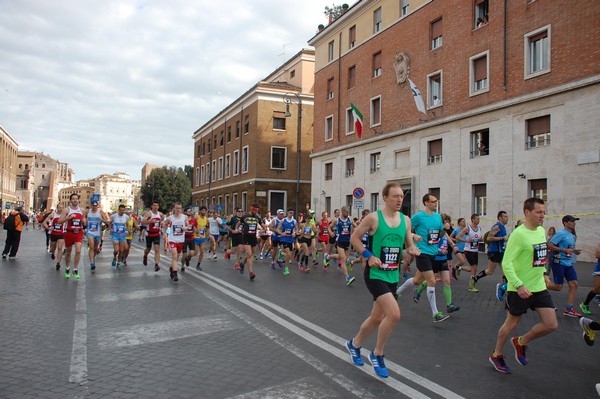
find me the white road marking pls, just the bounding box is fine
[94,287,183,302]
[69,269,88,385]
[90,270,155,279]
[96,315,239,349]
[227,377,338,399]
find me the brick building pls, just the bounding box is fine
[308,0,600,260]
[192,49,315,215]
[0,124,19,211]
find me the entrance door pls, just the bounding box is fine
[269,191,286,214]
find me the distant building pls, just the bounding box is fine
[16,151,35,211]
[141,163,159,186]
[192,49,315,215]
[58,186,95,208]
[65,172,140,211]
[0,125,19,212]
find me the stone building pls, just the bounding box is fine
[0,124,19,211]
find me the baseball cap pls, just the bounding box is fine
[91,200,99,206]
[562,215,580,223]
[308,209,315,214]
[277,209,284,215]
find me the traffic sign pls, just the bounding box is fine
[216,204,223,212]
[353,199,364,209]
[5,202,11,209]
[353,187,364,199]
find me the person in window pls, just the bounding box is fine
[478,140,489,156]
[477,18,486,28]
[432,95,441,106]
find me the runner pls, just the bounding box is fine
[450,218,468,280]
[274,208,298,276]
[316,211,331,268]
[297,213,317,272]
[473,211,510,295]
[235,203,264,280]
[181,209,197,272]
[259,211,273,259]
[195,206,208,270]
[138,210,147,242]
[208,211,223,259]
[395,193,458,322]
[123,209,138,267]
[110,204,130,269]
[58,193,86,279]
[268,209,285,270]
[141,201,164,272]
[458,214,483,292]
[546,215,583,317]
[84,200,109,271]
[225,208,244,270]
[42,204,65,270]
[163,202,188,282]
[345,183,419,378]
[327,206,357,286]
[580,242,600,315]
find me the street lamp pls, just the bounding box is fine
[283,92,302,216]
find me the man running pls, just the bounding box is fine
[268,209,285,269]
[195,206,208,270]
[457,214,483,292]
[489,197,557,374]
[181,209,197,272]
[345,183,419,378]
[163,202,187,282]
[274,209,297,276]
[473,211,510,296]
[395,193,457,322]
[327,206,357,286]
[110,204,130,269]
[123,210,138,267]
[142,201,163,272]
[58,193,86,279]
[42,204,65,269]
[235,203,263,280]
[84,200,109,271]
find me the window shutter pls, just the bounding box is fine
[474,57,487,81]
[527,115,550,136]
[431,18,442,39]
[428,139,442,156]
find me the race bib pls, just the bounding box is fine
[116,225,125,234]
[173,226,184,235]
[470,238,479,250]
[304,226,312,234]
[248,224,257,233]
[380,247,400,270]
[199,228,206,235]
[153,221,160,229]
[285,228,292,234]
[53,223,63,231]
[532,243,548,267]
[341,226,350,235]
[72,219,81,227]
[88,221,99,231]
[427,229,440,245]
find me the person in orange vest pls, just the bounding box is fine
[2,206,30,259]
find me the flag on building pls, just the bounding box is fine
[350,102,364,138]
[408,78,427,114]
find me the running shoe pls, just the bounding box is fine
[312,259,319,266]
[51,253,56,260]
[90,261,95,271]
[112,257,117,267]
[346,259,353,272]
[345,340,364,366]
[489,352,511,374]
[563,307,582,318]
[447,303,460,313]
[213,254,218,260]
[196,263,202,271]
[185,258,190,267]
[277,260,284,269]
[579,303,591,316]
[73,269,80,279]
[234,263,239,270]
[324,253,330,267]
[56,263,61,270]
[299,265,305,272]
[64,268,71,279]
[123,260,127,267]
[345,275,356,286]
[450,265,457,281]
[116,262,123,270]
[401,272,409,281]
[511,336,528,365]
[154,263,160,272]
[433,312,450,323]
[224,250,230,260]
[173,271,179,282]
[271,262,276,270]
[8,256,18,260]
[305,267,311,272]
[249,272,256,280]
[1,254,6,260]
[239,261,245,274]
[496,283,507,301]
[181,265,185,272]
[368,352,389,378]
[594,296,600,305]
[579,317,596,346]
[283,267,290,276]
[143,256,148,266]
[455,265,461,277]
[413,288,421,303]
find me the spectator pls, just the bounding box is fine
[2,206,30,260]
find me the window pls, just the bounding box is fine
[241,192,247,212]
[211,160,216,182]
[325,163,333,181]
[470,128,490,157]
[202,142,206,155]
[526,115,551,149]
[220,132,224,146]
[525,27,550,77]
[227,126,232,142]
[325,197,331,214]
[373,7,382,33]
[233,150,240,176]
[370,152,381,173]
[427,71,442,107]
[473,184,487,215]
[529,179,547,202]
[273,111,286,130]
[244,116,249,134]
[394,149,410,170]
[218,157,224,180]
[346,195,353,213]
[233,193,238,209]
[236,121,240,138]
[325,115,334,141]
[327,77,334,100]
[372,52,382,78]
[349,25,356,48]
[213,136,217,150]
[370,96,381,126]
[427,139,442,164]
[345,158,355,177]
[429,187,441,212]
[242,146,249,173]
[347,65,356,90]
[225,154,231,178]
[196,167,200,186]
[371,193,379,211]
[345,108,355,135]
[290,69,295,79]
[196,144,201,158]
[401,0,409,16]
[474,0,489,28]
[328,41,335,62]
[470,51,489,95]
[225,194,230,215]
[205,163,210,184]
[431,18,442,49]
[271,147,287,170]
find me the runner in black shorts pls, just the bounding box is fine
[235,203,264,280]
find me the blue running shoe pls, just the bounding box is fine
[489,352,511,374]
[111,257,117,267]
[345,340,364,366]
[369,352,389,378]
[90,261,96,271]
[496,283,507,301]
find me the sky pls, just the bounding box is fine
[0,0,335,180]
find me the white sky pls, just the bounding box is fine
[0,0,335,180]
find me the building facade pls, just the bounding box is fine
[192,49,315,215]
[0,124,19,211]
[16,151,35,211]
[308,0,600,260]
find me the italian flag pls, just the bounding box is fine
[350,102,364,139]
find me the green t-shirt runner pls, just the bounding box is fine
[367,210,406,284]
[502,224,548,293]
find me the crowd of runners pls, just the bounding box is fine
[30,189,600,382]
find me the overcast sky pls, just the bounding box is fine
[0,0,334,180]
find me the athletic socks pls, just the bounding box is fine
[426,287,438,315]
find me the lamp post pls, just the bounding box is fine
[283,92,302,216]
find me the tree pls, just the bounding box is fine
[324,3,349,22]
[183,164,193,185]
[141,166,192,211]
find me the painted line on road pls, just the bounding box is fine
[88,270,156,279]
[196,271,464,399]
[94,287,185,302]
[96,315,239,349]
[226,377,338,399]
[69,268,88,386]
